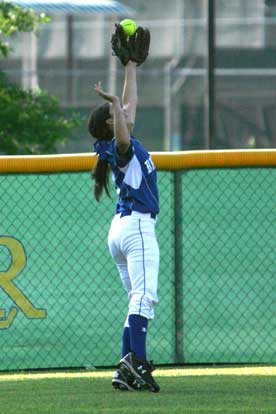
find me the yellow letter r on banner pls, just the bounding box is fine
[0,236,46,329]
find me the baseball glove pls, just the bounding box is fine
[111,25,150,66]
[128,27,150,66]
[111,24,130,66]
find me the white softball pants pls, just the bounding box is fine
[108,211,159,321]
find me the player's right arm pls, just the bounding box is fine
[122,61,137,132]
[94,82,130,154]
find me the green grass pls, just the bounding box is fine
[1,370,276,414]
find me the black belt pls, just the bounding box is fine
[120,210,156,219]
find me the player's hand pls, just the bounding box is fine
[94,81,119,104]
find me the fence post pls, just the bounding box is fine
[174,171,184,363]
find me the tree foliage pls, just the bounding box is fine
[0,1,50,57]
[0,72,80,154]
[0,1,81,155]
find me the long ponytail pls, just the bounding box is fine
[88,103,114,201]
[91,158,111,202]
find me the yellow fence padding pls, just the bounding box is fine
[1,149,276,173]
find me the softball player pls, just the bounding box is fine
[88,25,160,393]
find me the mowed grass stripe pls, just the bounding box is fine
[1,366,276,382]
[1,375,276,414]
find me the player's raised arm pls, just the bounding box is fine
[94,82,130,153]
[122,61,137,132]
[111,23,151,132]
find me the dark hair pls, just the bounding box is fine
[91,159,111,202]
[88,103,114,140]
[88,103,113,202]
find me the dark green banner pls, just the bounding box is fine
[182,168,276,363]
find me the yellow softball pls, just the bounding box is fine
[120,18,137,36]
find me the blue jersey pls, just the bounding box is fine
[107,137,159,215]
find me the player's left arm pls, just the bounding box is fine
[94,82,130,154]
[111,24,150,133]
[122,61,137,132]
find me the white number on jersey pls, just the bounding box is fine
[144,158,155,174]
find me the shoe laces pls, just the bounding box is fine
[132,354,155,373]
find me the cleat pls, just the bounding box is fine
[119,352,160,393]
[112,366,136,391]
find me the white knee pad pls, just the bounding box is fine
[128,293,155,320]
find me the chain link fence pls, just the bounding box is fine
[0,166,276,371]
[181,168,276,364]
